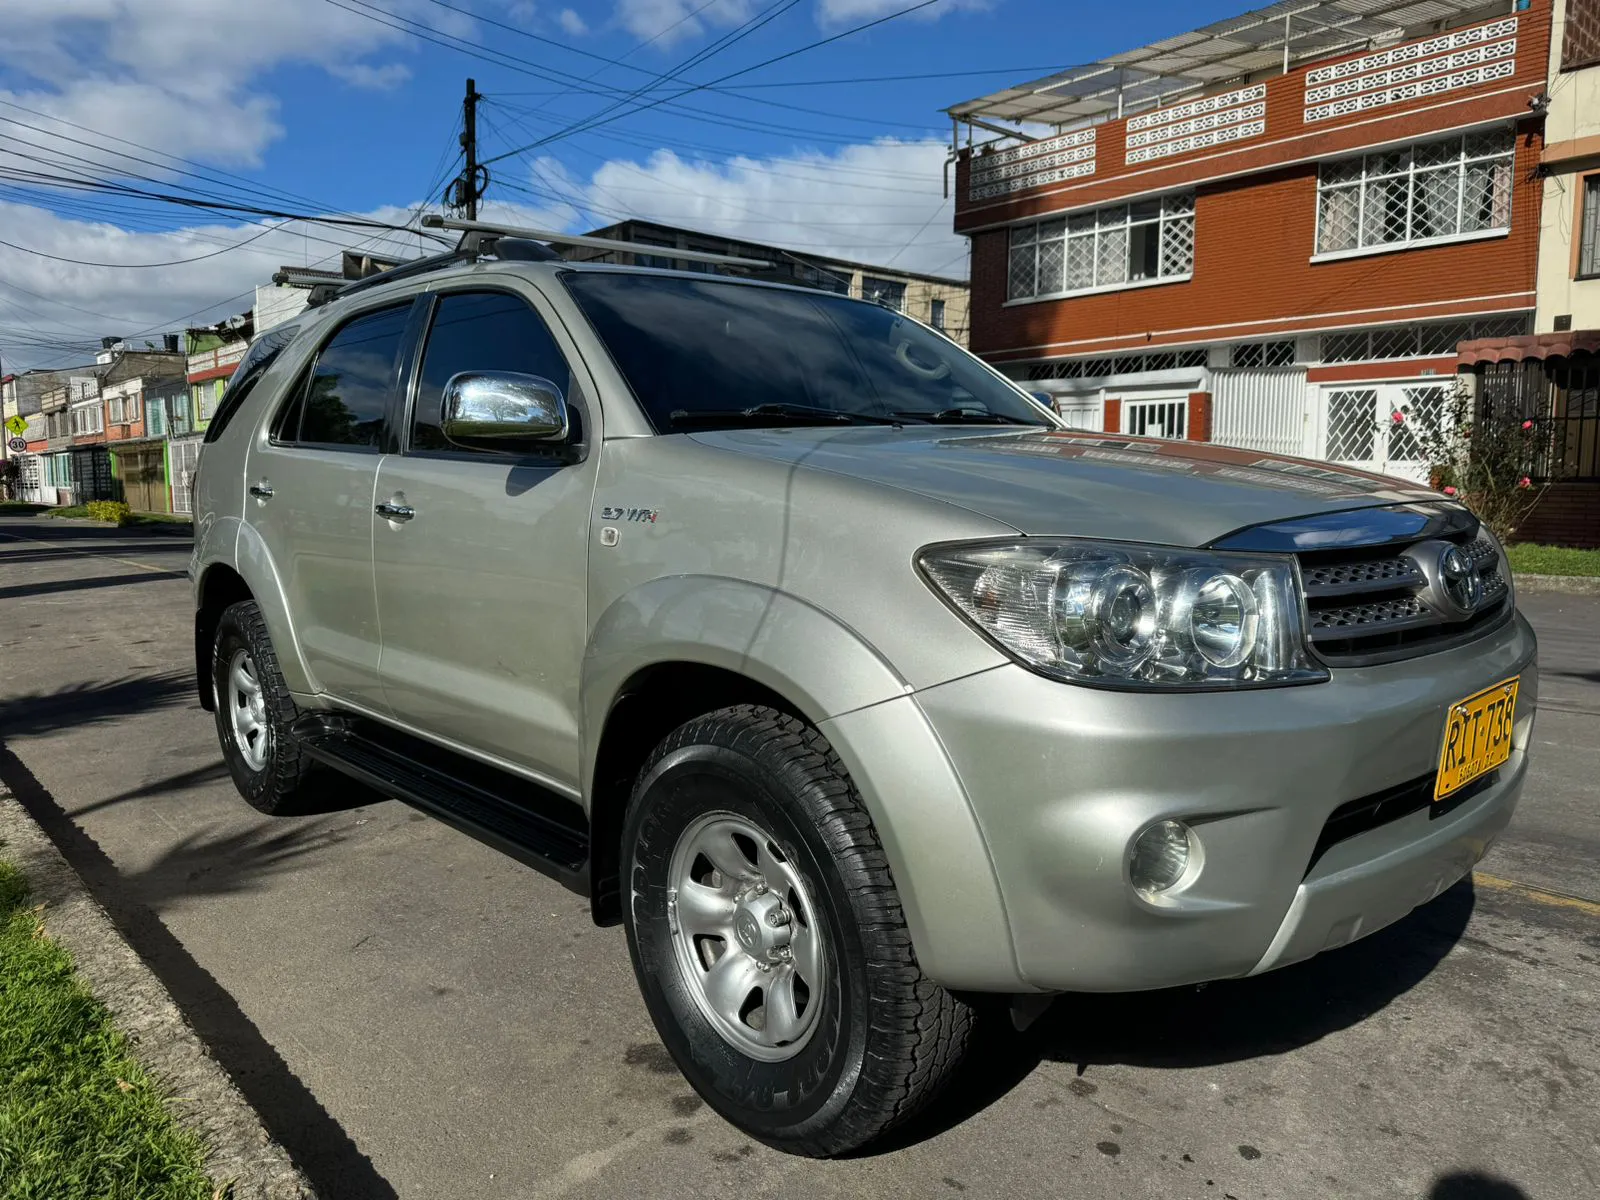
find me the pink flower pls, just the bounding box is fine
[1443,486,1458,496]
[1391,410,1406,424]
[1518,476,1532,489]
[1521,419,1534,430]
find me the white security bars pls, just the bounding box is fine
[1315,129,1513,256]
[1008,193,1195,301]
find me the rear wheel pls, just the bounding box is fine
[210,600,325,815]
[622,704,973,1156]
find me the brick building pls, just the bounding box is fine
[946,0,1551,486]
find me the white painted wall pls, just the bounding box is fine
[1535,0,1600,333]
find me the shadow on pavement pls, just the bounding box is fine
[1429,1171,1531,1198]
[0,544,193,566]
[0,570,187,601]
[0,518,191,542]
[877,879,1475,1153]
[0,744,399,1199]
[0,672,195,738]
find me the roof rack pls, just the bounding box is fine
[422,215,776,268]
[306,216,777,310]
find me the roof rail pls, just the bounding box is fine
[421,215,775,269]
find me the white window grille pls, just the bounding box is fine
[1008,193,1195,301]
[1315,129,1514,255]
[1319,315,1529,363]
[70,405,104,436]
[107,392,140,424]
[1123,398,1189,439]
[862,277,906,312]
[1581,175,1600,279]
[1023,348,1207,380]
[1229,340,1297,368]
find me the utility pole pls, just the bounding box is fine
[446,78,488,220]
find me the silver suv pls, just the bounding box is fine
[191,222,1536,1156]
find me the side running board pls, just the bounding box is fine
[292,714,589,894]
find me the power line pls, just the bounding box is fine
[0,222,285,269]
[481,0,941,165]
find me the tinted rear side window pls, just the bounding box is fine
[202,324,299,444]
[283,304,411,450]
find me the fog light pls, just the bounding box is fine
[1129,820,1193,894]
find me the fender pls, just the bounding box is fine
[581,576,910,796]
[581,576,1019,990]
[225,517,317,697]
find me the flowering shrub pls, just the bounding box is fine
[85,500,133,526]
[1413,376,1545,541]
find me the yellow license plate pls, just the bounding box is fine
[1435,677,1519,801]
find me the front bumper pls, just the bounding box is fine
[829,609,1536,994]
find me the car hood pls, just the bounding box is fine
[687,426,1445,546]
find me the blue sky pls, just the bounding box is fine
[0,0,1242,369]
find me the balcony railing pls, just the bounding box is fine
[186,342,247,378]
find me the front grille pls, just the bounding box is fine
[1305,769,1499,875]
[1297,529,1512,665]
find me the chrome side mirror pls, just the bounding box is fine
[440,371,568,445]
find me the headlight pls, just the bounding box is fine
[918,538,1327,690]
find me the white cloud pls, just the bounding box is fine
[580,139,964,276]
[328,62,414,91]
[816,0,989,22]
[613,0,754,46]
[557,7,590,34]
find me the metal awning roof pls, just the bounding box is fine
[947,0,1504,128]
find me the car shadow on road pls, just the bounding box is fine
[0,570,188,601]
[0,745,399,1199]
[0,671,196,738]
[1429,1171,1531,1198]
[876,878,1476,1154]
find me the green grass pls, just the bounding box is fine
[1505,543,1600,578]
[36,506,189,528]
[0,860,214,1200]
[41,504,91,520]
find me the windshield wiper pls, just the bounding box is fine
[890,407,1043,426]
[668,402,902,428]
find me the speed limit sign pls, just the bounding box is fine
[7,437,26,452]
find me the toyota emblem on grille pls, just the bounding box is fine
[1435,544,1483,617]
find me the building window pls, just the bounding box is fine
[930,298,946,331]
[632,236,675,270]
[1318,315,1529,363]
[1008,193,1195,302]
[862,277,906,312]
[1022,347,1208,381]
[1315,129,1514,256]
[70,405,103,436]
[197,378,225,421]
[1561,0,1600,72]
[1229,340,1297,368]
[1581,175,1600,279]
[107,392,140,424]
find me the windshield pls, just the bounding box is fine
[561,272,1055,431]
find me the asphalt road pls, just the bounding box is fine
[1,512,1596,1200]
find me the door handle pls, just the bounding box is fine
[249,482,274,499]
[375,502,415,522]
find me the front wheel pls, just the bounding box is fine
[622,705,972,1156]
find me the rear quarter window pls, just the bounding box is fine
[202,324,302,444]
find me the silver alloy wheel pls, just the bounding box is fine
[666,811,827,1062]
[226,648,270,772]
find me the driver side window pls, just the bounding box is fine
[411,291,574,453]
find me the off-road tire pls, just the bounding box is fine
[211,599,325,815]
[622,704,974,1157]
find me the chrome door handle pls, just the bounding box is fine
[249,482,274,499]
[375,502,415,521]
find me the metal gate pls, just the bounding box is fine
[119,447,167,512]
[170,437,202,515]
[1121,396,1188,439]
[1212,368,1308,457]
[1316,380,1452,482]
[70,447,114,501]
[1054,395,1103,432]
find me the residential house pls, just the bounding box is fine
[1452,0,1600,544]
[946,0,1550,482]
[560,219,972,345]
[96,343,187,512]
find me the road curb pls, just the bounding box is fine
[1513,573,1600,595]
[0,784,315,1199]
